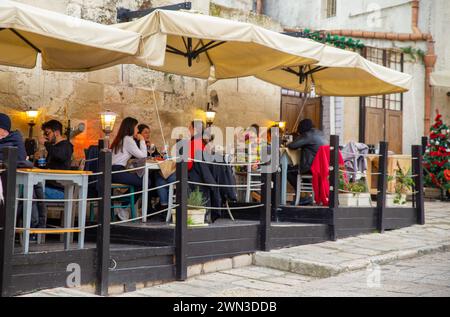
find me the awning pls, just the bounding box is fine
[430,70,450,88]
[113,9,324,79]
[0,0,141,71]
[256,45,412,97]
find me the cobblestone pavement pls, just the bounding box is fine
[255,201,450,277]
[117,252,450,297]
[22,201,450,297]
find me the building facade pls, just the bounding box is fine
[0,0,447,158]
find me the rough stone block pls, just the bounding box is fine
[108,284,125,295]
[187,264,203,278]
[74,81,104,102]
[0,71,12,94]
[88,66,121,85]
[202,258,233,274]
[232,254,253,268]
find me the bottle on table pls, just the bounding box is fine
[37,146,47,168]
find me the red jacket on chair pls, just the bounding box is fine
[311,145,345,206]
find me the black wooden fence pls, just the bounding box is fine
[0,134,426,296]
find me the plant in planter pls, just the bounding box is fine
[387,167,414,206]
[172,187,208,226]
[338,171,372,207]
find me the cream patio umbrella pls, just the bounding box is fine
[0,0,141,71]
[255,45,412,97]
[113,9,325,79]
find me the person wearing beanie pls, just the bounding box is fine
[0,113,28,163]
[286,118,327,204]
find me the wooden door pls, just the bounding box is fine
[365,107,403,154]
[365,107,385,147]
[385,110,403,154]
[281,96,321,134]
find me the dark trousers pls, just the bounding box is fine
[111,165,146,191]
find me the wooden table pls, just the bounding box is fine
[365,154,412,195]
[15,168,91,254]
[141,159,175,223]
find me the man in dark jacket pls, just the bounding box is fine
[0,113,28,163]
[0,113,46,229]
[39,119,73,199]
[287,119,327,190]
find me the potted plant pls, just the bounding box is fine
[171,187,208,226]
[387,167,414,207]
[339,172,372,207]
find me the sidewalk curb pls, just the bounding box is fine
[254,241,450,278]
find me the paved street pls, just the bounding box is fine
[117,251,450,297]
[23,201,450,297]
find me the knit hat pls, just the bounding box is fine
[0,113,11,132]
[298,119,313,134]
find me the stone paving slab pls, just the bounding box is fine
[254,202,450,278]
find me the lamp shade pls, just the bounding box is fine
[100,111,117,134]
[25,109,38,123]
[206,109,216,124]
[277,121,286,131]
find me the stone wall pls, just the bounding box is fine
[0,0,282,159]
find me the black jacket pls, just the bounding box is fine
[45,140,73,170]
[288,128,327,173]
[0,130,27,163]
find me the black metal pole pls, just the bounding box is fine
[96,149,112,296]
[421,136,428,155]
[0,147,17,297]
[412,145,425,225]
[376,142,388,233]
[271,170,280,222]
[329,135,339,241]
[260,169,272,251]
[175,139,188,281]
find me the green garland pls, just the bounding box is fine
[302,29,365,50]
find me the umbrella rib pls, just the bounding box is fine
[199,39,214,67]
[166,45,187,57]
[10,28,41,53]
[193,41,226,58]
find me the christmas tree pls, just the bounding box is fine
[423,110,450,196]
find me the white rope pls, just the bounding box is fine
[340,151,382,157]
[84,158,98,162]
[16,196,103,203]
[0,169,6,173]
[187,204,264,210]
[188,181,263,188]
[188,158,261,167]
[141,37,166,146]
[110,181,179,199]
[111,165,147,174]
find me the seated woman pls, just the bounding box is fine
[136,124,161,158]
[111,117,148,220]
[134,123,175,211]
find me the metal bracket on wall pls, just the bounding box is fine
[117,2,192,22]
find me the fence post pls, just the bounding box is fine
[412,145,425,225]
[329,135,339,241]
[175,139,188,281]
[376,142,388,233]
[0,147,17,297]
[271,170,280,222]
[96,149,112,296]
[260,168,272,251]
[421,136,428,155]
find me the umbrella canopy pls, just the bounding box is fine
[430,70,450,88]
[114,9,324,79]
[255,45,412,96]
[0,0,141,71]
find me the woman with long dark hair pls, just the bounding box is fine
[110,117,148,219]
